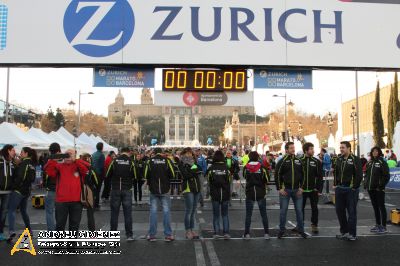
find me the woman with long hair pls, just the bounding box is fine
[365,146,390,234]
[7,147,37,240]
[0,145,16,241]
[179,147,201,240]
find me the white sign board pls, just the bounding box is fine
[154,91,254,107]
[0,0,399,68]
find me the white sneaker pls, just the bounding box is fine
[264,234,270,240]
[126,236,136,242]
[242,234,251,240]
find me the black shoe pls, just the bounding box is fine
[278,231,285,239]
[291,227,299,233]
[299,232,311,239]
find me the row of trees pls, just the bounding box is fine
[373,73,399,148]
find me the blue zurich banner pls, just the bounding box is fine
[388,168,400,190]
[93,68,155,88]
[254,69,312,89]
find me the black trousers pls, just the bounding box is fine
[302,191,319,226]
[368,190,387,227]
[101,177,112,200]
[133,180,143,202]
[55,202,83,232]
[86,206,95,231]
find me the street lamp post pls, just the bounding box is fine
[273,93,288,142]
[77,90,94,136]
[350,105,357,153]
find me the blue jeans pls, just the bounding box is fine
[279,189,304,232]
[335,187,359,236]
[211,201,230,234]
[8,191,31,233]
[245,199,269,234]
[149,193,172,237]
[184,192,200,230]
[0,194,9,234]
[110,190,133,237]
[45,190,56,231]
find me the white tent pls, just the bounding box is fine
[56,127,95,154]
[0,122,49,150]
[89,134,118,153]
[48,131,75,149]
[27,128,54,147]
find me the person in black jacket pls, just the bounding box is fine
[207,150,231,239]
[242,151,270,240]
[7,147,37,241]
[275,142,309,239]
[0,145,16,241]
[134,152,145,205]
[365,146,390,234]
[179,148,202,240]
[43,142,60,232]
[334,141,363,241]
[144,148,176,242]
[106,147,137,242]
[81,153,99,232]
[300,142,323,234]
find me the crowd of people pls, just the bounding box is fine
[0,140,392,244]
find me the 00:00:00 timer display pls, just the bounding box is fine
[162,69,247,92]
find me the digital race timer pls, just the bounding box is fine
[162,69,247,92]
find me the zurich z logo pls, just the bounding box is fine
[63,0,134,57]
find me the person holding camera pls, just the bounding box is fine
[44,149,90,233]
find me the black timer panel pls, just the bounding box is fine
[162,69,247,92]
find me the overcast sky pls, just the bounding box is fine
[0,68,396,117]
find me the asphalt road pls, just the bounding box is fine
[1,187,400,266]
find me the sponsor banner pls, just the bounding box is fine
[154,91,253,107]
[388,168,400,190]
[254,69,312,89]
[0,0,399,68]
[93,68,154,88]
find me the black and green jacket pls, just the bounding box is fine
[106,154,136,191]
[275,154,304,190]
[333,154,363,189]
[179,162,201,194]
[300,155,323,192]
[207,162,231,202]
[243,161,269,201]
[0,156,15,191]
[144,154,175,195]
[12,158,36,196]
[365,157,390,191]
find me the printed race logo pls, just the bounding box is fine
[0,4,8,50]
[63,0,134,57]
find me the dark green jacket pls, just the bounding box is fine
[334,154,363,189]
[365,157,390,191]
[300,155,323,192]
[275,155,304,190]
[12,158,35,196]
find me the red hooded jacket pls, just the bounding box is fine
[44,159,90,203]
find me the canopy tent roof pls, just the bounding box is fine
[0,122,49,150]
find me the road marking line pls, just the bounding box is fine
[205,241,221,266]
[288,221,297,228]
[194,242,207,266]
[201,233,400,240]
[197,210,203,214]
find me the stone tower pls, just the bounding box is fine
[232,110,240,126]
[141,88,153,105]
